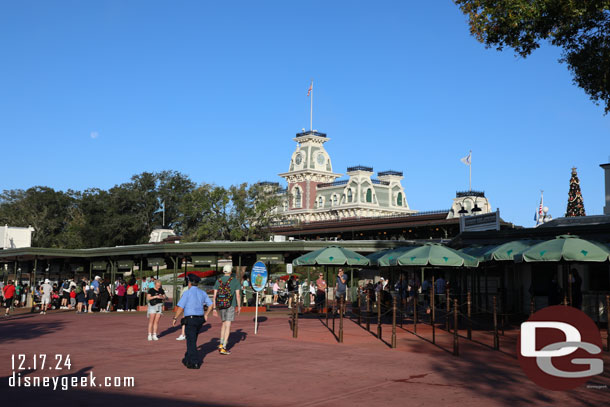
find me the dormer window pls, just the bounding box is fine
[347,188,353,203]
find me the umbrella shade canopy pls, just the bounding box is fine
[367,246,414,267]
[292,246,370,266]
[459,245,495,259]
[480,240,539,262]
[517,235,610,262]
[390,243,479,267]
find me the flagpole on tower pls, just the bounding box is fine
[309,80,314,131]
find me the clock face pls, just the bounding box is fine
[295,153,303,165]
[317,154,325,165]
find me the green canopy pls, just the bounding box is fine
[390,243,479,267]
[367,246,414,267]
[517,235,610,262]
[479,240,538,262]
[459,245,495,259]
[292,246,370,266]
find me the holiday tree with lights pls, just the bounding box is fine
[565,167,586,217]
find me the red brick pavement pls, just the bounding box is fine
[0,307,608,407]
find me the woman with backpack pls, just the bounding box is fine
[126,278,139,312]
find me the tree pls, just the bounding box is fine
[455,1,610,113]
[566,167,586,216]
[0,187,76,247]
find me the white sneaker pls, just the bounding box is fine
[117,309,124,312]
[176,335,186,341]
[40,311,44,314]
[152,334,159,341]
[148,334,153,341]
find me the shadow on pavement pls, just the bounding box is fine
[0,319,65,342]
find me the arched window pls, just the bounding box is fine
[332,194,338,206]
[366,188,372,203]
[397,192,403,206]
[347,188,353,203]
[294,187,302,208]
[317,196,324,208]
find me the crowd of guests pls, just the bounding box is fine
[0,276,162,315]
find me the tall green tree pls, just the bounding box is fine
[455,0,610,113]
[0,186,76,247]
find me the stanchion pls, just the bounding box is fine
[431,281,435,345]
[413,291,418,334]
[500,293,505,336]
[391,295,397,349]
[366,292,371,332]
[453,298,459,356]
[291,294,295,335]
[293,293,299,339]
[566,271,574,305]
[377,293,382,339]
[606,295,610,352]
[326,290,329,327]
[445,288,450,331]
[339,297,344,343]
[358,291,362,326]
[332,296,336,334]
[467,291,472,340]
[530,297,535,316]
[493,296,499,350]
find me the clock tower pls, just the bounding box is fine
[278,130,341,211]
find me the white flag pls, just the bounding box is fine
[460,151,471,166]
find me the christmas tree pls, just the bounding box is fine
[566,167,586,217]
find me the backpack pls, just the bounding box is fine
[62,281,70,290]
[127,285,134,295]
[75,285,83,295]
[215,277,234,309]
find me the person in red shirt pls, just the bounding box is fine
[3,280,16,317]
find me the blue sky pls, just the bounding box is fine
[1,1,608,228]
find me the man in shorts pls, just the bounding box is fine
[40,279,53,315]
[212,265,241,355]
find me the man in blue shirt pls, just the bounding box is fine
[172,274,213,369]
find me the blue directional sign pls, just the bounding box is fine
[251,261,268,292]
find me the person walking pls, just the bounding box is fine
[3,280,16,317]
[147,279,167,341]
[172,274,213,369]
[40,279,53,315]
[212,265,241,355]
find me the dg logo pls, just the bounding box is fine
[518,305,605,390]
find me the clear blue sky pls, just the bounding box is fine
[1,1,608,228]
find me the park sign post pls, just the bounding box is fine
[251,261,268,334]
